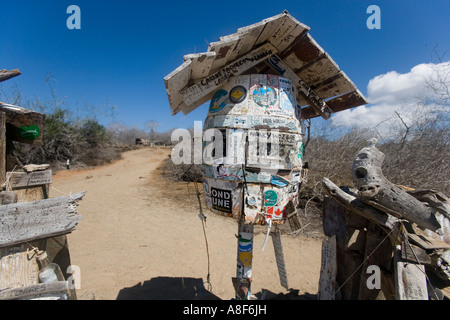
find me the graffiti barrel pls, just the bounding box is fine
[202,74,304,225]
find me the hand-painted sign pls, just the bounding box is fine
[180,43,277,107]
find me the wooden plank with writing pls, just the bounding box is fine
[0,244,39,290]
[394,245,428,300]
[0,192,85,248]
[208,35,240,72]
[318,235,337,300]
[0,281,72,300]
[180,43,277,108]
[6,170,52,189]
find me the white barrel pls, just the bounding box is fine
[202,74,304,225]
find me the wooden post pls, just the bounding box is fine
[394,243,429,300]
[0,112,5,189]
[318,235,337,300]
[234,221,254,300]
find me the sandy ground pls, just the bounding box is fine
[50,147,323,300]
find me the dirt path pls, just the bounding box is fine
[51,147,323,300]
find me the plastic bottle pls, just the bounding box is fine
[37,250,65,283]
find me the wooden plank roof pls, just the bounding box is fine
[164,10,368,119]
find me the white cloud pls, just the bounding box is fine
[331,61,450,139]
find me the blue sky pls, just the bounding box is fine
[1,0,449,133]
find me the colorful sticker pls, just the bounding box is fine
[229,85,247,104]
[251,85,277,108]
[209,89,229,113]
[264,190,278,207]
[211,187,232,213]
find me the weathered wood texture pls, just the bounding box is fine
[0,103,45,144]
[0,69,21,83]
[352,139,441,233]
[0,192,85,248]
[322,177,399,233]
[0,244,39,290]
[0,281,72,300]
[6,170,52,188]
[318,235,337,300]
[164,11,367,118]
[394,245,428,300]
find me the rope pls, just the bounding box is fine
[194,181,212,292]
[332,220,442,300]
[332,225,397,299]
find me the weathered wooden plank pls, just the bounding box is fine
[254,12,287,46]
[318,235,337,300]
[357,223,393,300]
[273,24,308,54]
[0,69,21,83]
[394,245,428,300]
[0,191,17,204]
[271,228,289,290]
[301,89,369,119]
[235,21,267,58]
[0,192,85,248]
[180,43,277,108]
[0,244,39,290]
[0,112,5,189]
[208,35,240,72]
[269,14,308,52]
[6,170,52,189]
[297,53,341,87]
[311,71,357,100]
[184,52,216,81]
[401,242,432,265]
[164,59,192,115]
[407,233,450,251]
[279,34,324,71]
[0,281,72,300]
[266,54,333,119]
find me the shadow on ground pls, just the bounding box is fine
[116,277,220,300]
[116,276,317,300]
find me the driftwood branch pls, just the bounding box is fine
[0,192,85,247]
[0,69,21,83]
[322,177,399,232]
[352,139,441,233]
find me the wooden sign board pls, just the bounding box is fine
[0,281,72,300]
[0,192,85,248]
[164,11,368,117]
[6,170,52,189]
[180,42,277,107]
